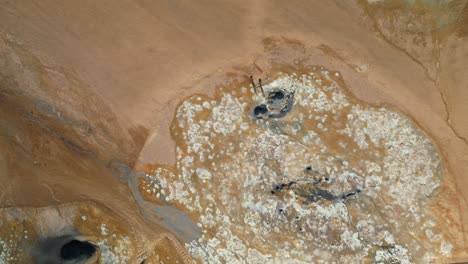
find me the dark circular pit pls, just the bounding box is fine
[60,239,97,261]
[269,91,284,102]
[254,104,268,117]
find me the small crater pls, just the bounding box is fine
[252,89,294,119]
[268,91,284,103]
[253,104,268,117]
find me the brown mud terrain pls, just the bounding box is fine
[0,0,467,263]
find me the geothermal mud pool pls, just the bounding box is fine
[138,66,451,263]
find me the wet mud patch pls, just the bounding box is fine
[139,65,453,263]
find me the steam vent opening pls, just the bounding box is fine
[60,240,97,261]
[253,104,268,117]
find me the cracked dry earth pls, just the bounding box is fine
[139,67,460,263]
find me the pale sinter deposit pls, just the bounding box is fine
[140,67,449,263]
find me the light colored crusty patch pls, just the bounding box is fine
[141,66,457,263]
